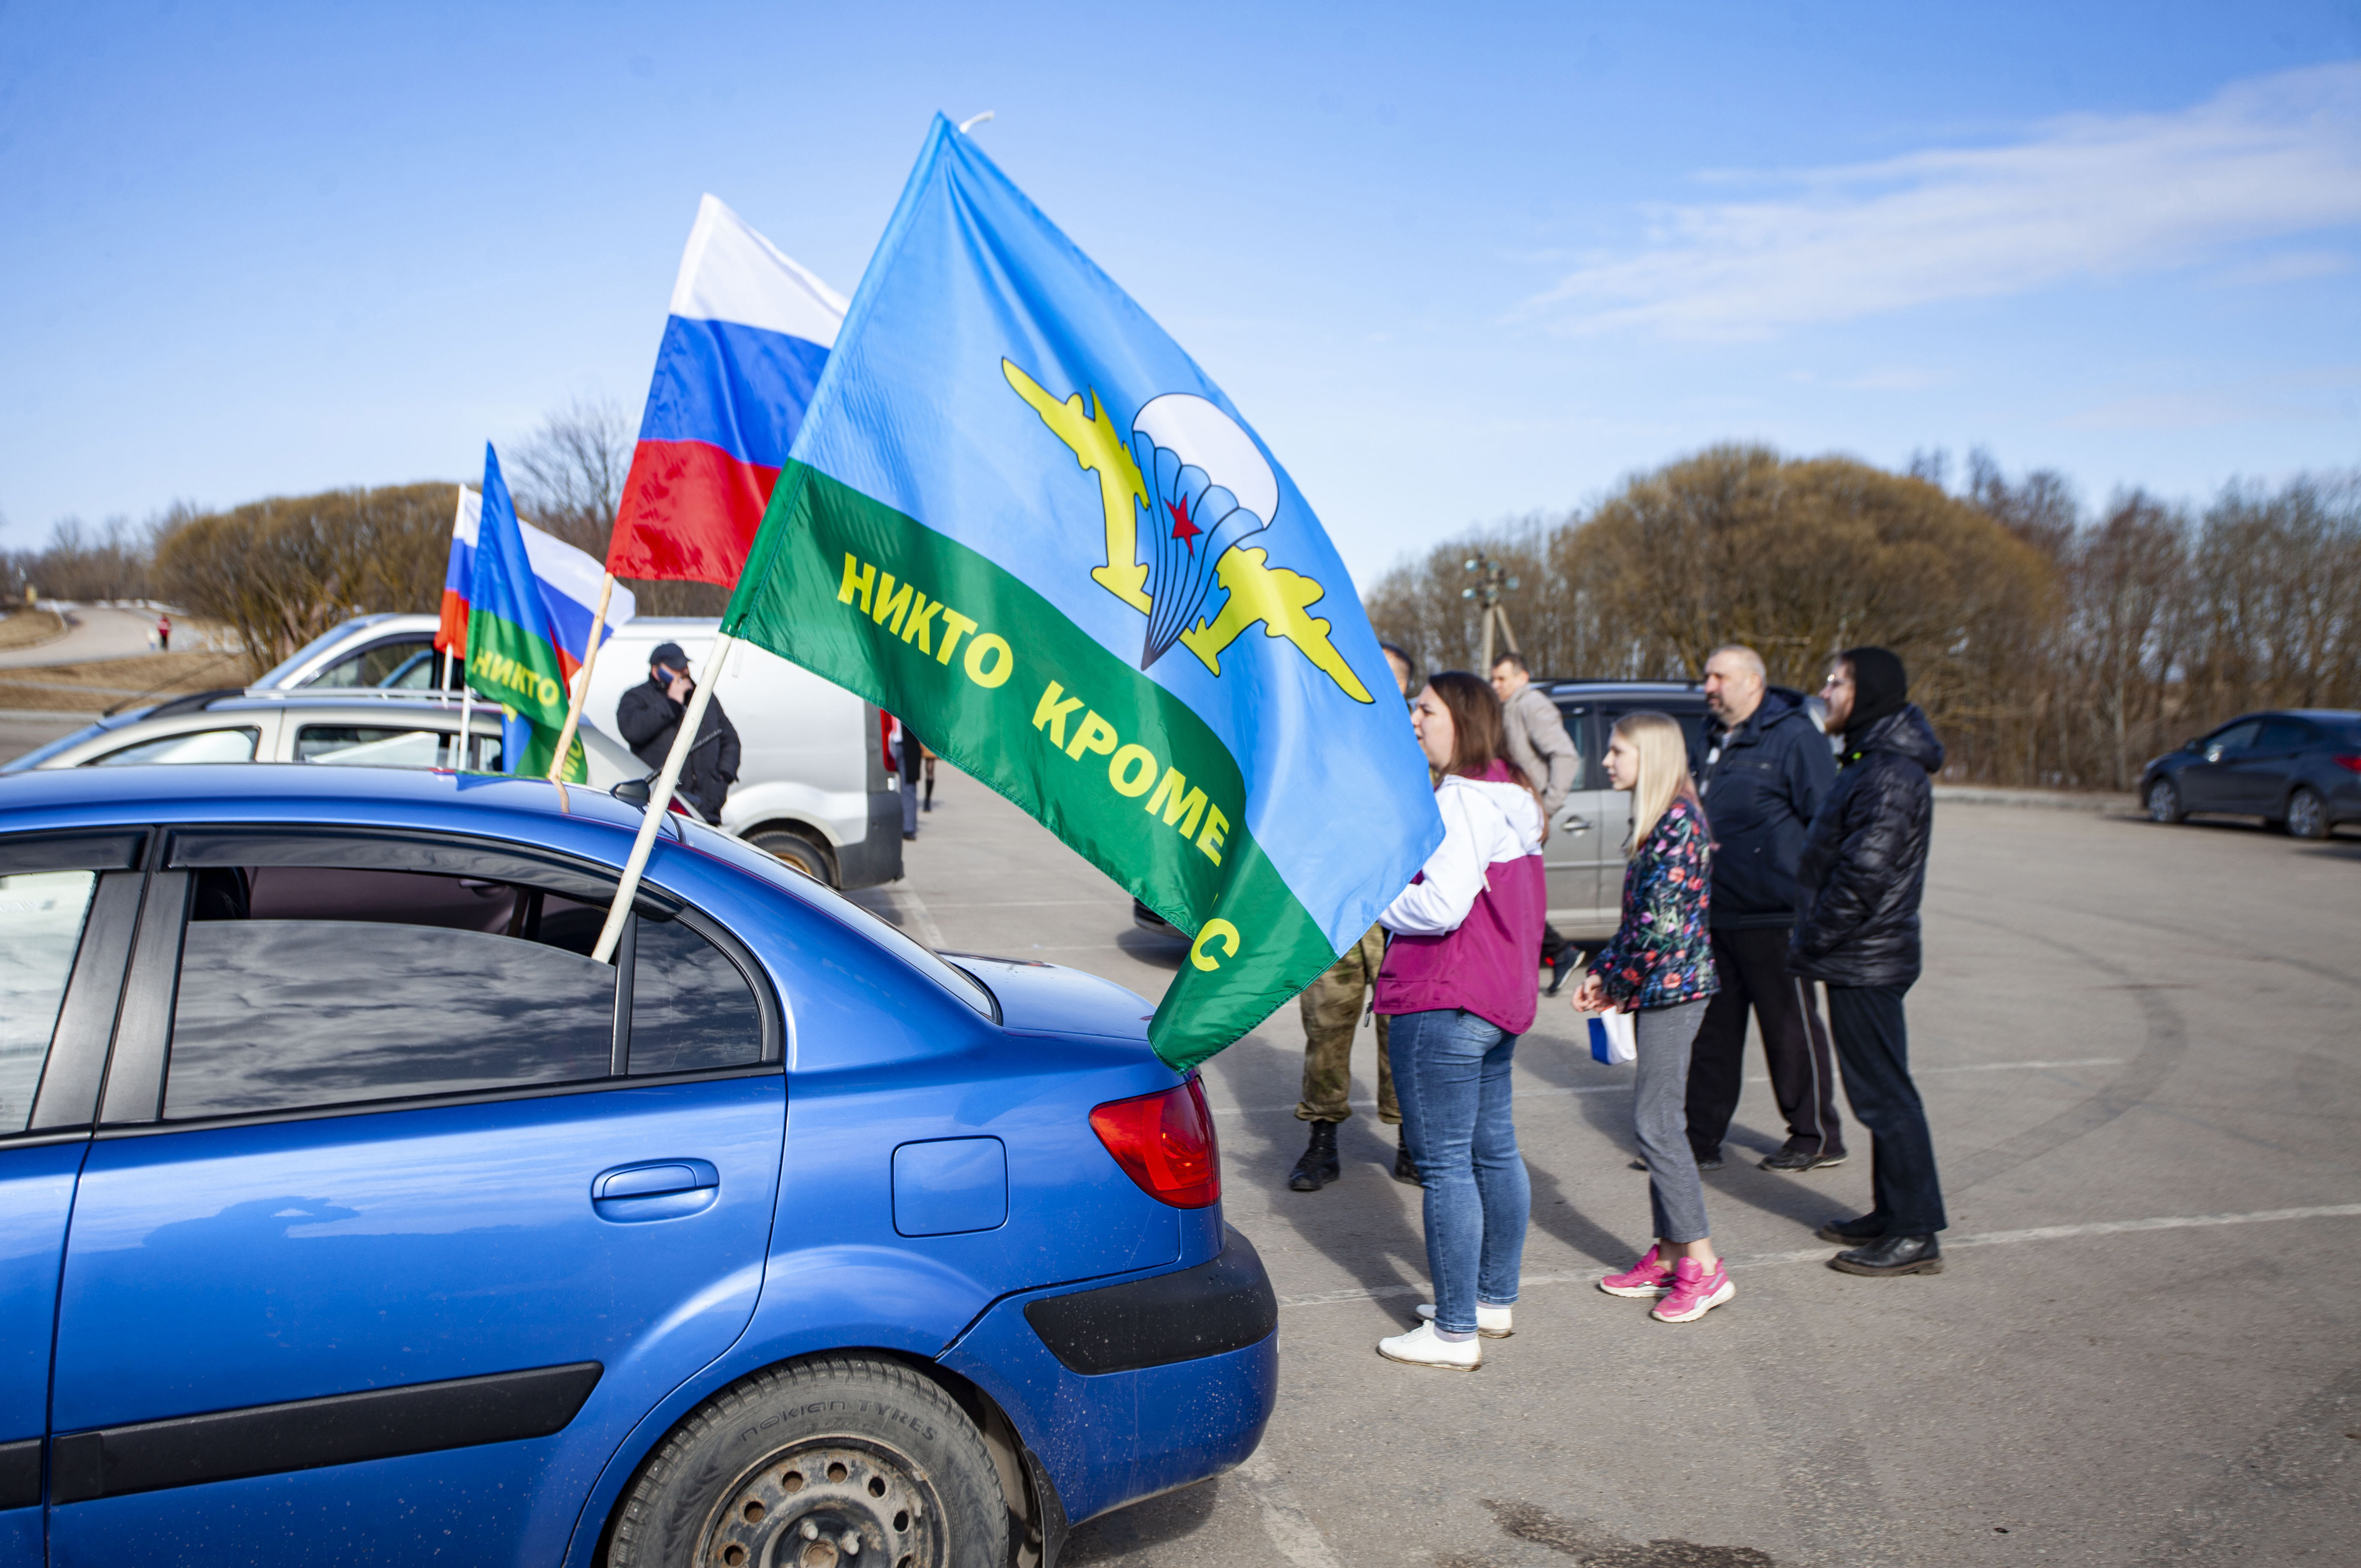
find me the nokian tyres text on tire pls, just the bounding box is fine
[606,1354,1009,1568]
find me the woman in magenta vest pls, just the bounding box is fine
[1373,672,1548,1370]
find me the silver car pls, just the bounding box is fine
[2,689,643,789]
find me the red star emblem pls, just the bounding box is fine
[1166,495,1203,554]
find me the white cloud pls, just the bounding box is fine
[1526,63,2361,340]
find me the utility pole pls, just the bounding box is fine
[1462,554,1520,672]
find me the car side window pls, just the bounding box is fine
[296,725,461,770]
[2205,721,2262,756]
[2254,718,2312,750]
[90,728,258,766]
[630,917,764,1074]
[162,863,620,1119]
[1553,703,1595,788]
[0,869,98,1132]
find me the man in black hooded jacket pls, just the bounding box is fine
[1790,646,1947,1277]
[617,642,742,824]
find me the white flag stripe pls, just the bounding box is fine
[669,193,848,346]
[457,487,635,637]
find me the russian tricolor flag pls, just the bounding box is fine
[609,195,848,586]
[435,486,636,677]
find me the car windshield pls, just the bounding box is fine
[674,823,997,1019]
[1,722,110,773]
[254,621,385,687]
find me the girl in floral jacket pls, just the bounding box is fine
[1573,712,1730,1323]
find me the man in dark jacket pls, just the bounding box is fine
[616,642,742,824]
[1790,646,1946,1277]
[1686,644,1844,1173]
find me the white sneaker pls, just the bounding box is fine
[1415,1301,1513,1338]
[1376,1320,1483,1370]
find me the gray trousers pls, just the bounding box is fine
[1633,998,1713,1244]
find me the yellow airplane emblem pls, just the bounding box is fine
[1003,359,1373,705]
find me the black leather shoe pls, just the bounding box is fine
[1391,1131,1421,1186]
[1762,1144,1849,1172]
[1829,1233,1943,1276]
[1544,947,1585,997]
[1289,1122,1341,1192]
[1814,1212,1885,1246]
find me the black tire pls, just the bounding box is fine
[750,827,839,887]
[2285,787,2328,841]
[2145,778,2183,825]
[608,1354,1008,1568]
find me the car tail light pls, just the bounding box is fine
[1090,1078,1220,1207]
[2335,755,2361,775]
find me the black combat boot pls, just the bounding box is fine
[1392,1130,1421,1187]
[1288,1121,1341,1192]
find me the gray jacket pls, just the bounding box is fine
[1501,683,1579,816]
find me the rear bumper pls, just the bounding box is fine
[939,1227,1278,1528]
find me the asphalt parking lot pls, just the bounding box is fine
[886,766,2361,1568]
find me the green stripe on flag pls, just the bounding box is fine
[466,607,585,782]
[726,460,1338,1069]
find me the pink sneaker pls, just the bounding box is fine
[1651,1255,1734,1323]
[1598,1244,1676,1298]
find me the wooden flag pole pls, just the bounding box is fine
[546,571,615,783]
[591,632,737,965]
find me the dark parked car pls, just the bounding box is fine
[2139,709,2361,839]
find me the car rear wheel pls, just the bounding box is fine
[751,826,839,887]
[2285,787,2328,840]
[2145,778,2183,824]
[607,1354,1009,1568]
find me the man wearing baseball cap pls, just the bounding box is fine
[616,642,742,824]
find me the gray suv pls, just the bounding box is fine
[1540,681,1710,938]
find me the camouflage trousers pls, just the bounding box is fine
[1296,924,1397,1124]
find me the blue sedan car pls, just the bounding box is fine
[0,764,1276,1567]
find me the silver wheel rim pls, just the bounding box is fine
[697,1439,943,1568]
[2149,783,2176,822]
[2290,793,2323,838]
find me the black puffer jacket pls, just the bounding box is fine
[617,676,742,823]
[1788,705,1944,987]
[1702,687,1836,930]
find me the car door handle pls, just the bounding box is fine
[592,1160,720,1221]
[1559,815,1592,832]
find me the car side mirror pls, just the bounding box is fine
[2183,737,2202,752]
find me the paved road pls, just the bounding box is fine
[0,605,161,667]
[890,768,2359,1568]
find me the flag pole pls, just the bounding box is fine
[591,632,736,965]
[546,571,614,782]
[457,661,475,769]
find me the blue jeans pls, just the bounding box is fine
[1387,1008,1531,1335]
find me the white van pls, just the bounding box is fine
[256,613,902,888]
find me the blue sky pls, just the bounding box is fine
[3,0,2357,584]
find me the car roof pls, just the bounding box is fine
[1544,680,1704,698]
